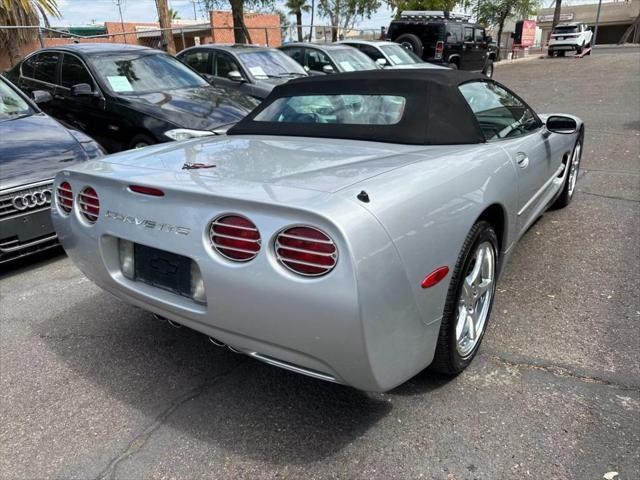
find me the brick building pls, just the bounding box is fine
[1,10,282,70]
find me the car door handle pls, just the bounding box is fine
[516,152,529,168]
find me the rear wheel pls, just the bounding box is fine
[576,43,584,54]
[448,61,459,70]
[558,50,566,57]
[547,49,554,57]
[396,33,424,58]
[431,221,498,374]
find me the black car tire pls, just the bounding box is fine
[547,49,554,57]
[558,50,566,57]
[576,44,583,55]
[130,134,155,150]
[482,59,494,78]
[552,132,583,209]
[396,34,424,57]
[448,62,458,70]
[431,220,499,375]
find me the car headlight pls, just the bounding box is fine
[164,128,215,141]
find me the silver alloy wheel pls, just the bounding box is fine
[456,241,495,357]
[568,141,582,197]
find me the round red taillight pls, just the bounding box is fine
[210,215,261,261]
[275,226,337,276]
[78,186,100,224]
[56,181,73,214]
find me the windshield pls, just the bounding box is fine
[331,49,379,72]
[255,94,406,125]
[379,44,422,65]
[238,50,307,78]
[553,26,579,34]
[0,79,33,121]
[91,52,208,94]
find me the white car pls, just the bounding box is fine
[337,40,446,69]
[548,22,593,56]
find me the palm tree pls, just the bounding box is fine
[168,7,180,20]
[286,0,311,42]
[0,0,60,67]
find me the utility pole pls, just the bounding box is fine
[191,0,197,20]
[155,0,176,54]
[114,0,127,43]
[592,0,603,48]
[309,0,315,42]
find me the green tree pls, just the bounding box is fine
[318,0,381,41]
[286,0,310,42]
[169,7,181,20]
[200,0,274,44]
[388,0,460,18]
[464,0,539,59]
[0,0,60,66]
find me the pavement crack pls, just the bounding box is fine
[95,362,244,480]
[489,355,640,392]
[577,190,639,203]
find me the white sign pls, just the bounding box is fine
[537,13,574,23]
[107,76,133,92]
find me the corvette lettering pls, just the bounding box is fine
[104,210,191,235]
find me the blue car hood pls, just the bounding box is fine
[0,113,87,191]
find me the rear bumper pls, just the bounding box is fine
[548,41,581,51]
[52,176,443,392]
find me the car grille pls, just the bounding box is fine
[0,233,59,264]
[0,181,54,221]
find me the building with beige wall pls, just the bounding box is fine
[537,0,640,45]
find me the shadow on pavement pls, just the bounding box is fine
[0,246,65,280]
[36,292,395,464]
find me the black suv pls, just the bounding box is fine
[387,11,496,77]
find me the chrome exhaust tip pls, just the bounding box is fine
[152,313,166,321]
[208,337,226,347]
[227,345,243,354]
[166,319,182,329]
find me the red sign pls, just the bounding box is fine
[521,20,537,47]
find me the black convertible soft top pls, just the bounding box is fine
[228,69,487,145]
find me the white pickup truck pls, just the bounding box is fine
[548,22,593,56]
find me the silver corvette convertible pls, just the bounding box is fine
[52,70,583,391]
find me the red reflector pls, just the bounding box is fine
[435,41,444,52]
[129,185,165,197]
[421,266,449,289]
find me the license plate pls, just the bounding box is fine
[134,244,191,297]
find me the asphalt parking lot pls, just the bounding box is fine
[1,48,639,480]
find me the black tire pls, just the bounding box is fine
[129,134,155,150]
[576,44,583,55]
[396,33,423,58]
[482,59,494,78]
[431,221,499,375]
[558,50,566,57]
[448,61,459,70]
[547,49,554,57]
[552,132,583,209]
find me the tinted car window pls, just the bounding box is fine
[0,79,33,121]
[182,50,209,74]
[61,54,94,89]
[553,25,579,34]
[281,47,303,64]
[215,52,243,78]
[255,94,406,125]
[447,24,462,44]
[33,52,60,84]
[90,52,208,94]
[305,49,332,71]
[359,45,385,61]
[474,28,484,43]
[464,27,474,42]
[459,81,539,140]
[22,55,36,78]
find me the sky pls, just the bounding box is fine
[52,0,615,29]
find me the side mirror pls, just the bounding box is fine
[227,70,245,82]
[303,65,310,72]
[376,58,387,66]
[32,90,52,104]
[546,115,578,134]
[70,83,94,96]
[322,64,335,74]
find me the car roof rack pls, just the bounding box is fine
[399,10,471,22]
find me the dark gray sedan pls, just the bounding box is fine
[177,44,308,100]
[278,43,381,75]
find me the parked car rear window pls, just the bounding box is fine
[254,94,406,125]
[90,52,208,94]
[238,50,307,78]
[33,52,60,84]
[0,80,32,121]
[553,26,579,34]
